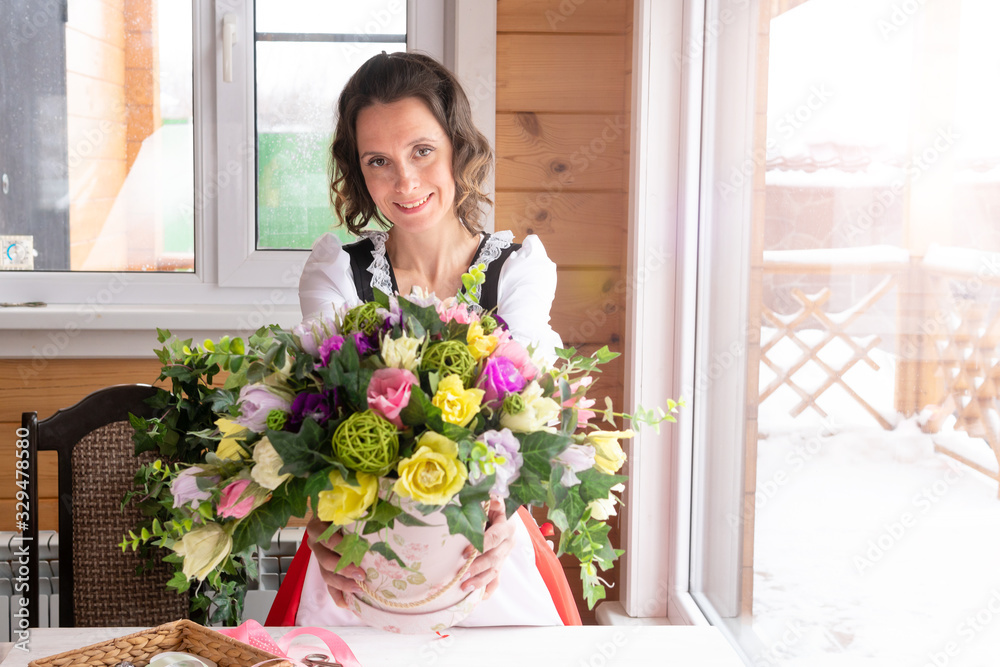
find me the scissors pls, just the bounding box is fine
[302,655,343,667]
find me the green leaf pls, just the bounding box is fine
[442,501,487,553]
[267,419,332,476]
[231,497,292,554]
[576,469,627,504]
[333,532,371,573]
[517,431,572,480]
[367,499,402,527]
[373,288,391,309]
[395,512,431,527]
[593,345,620,364]
[555,347,577,360]
[506,470,547,515]
[370,540,406,568]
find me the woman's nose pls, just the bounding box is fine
[394,163,419,192]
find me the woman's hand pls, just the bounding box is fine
[461,497,517,600]
[306,516,366,609]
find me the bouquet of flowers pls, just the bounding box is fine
[123,276,680,628]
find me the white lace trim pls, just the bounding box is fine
[363,229,515,306]
[362,231,393,295]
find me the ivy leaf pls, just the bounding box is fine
[370,540,406,568]
[267,419,331,476]
[592,345,620,364]
[442,502,487,553]
[518,431,571,480]
[395,512,431,527]
[555,347,577,360]
[506,470,547,516]
[576,469,627,504]
[231,496,291,554]
[333,532,371,573]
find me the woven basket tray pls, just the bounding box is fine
[28,619,294,667]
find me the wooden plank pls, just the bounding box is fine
[0,499,59,532]
[497,35,626,113]
[495,192,625,267]
[0,358,163,423]
[497,0,628,34]
[66,27,125,85]
[552,268,626,346]
[0,428,58,501]
[496,113,627,192]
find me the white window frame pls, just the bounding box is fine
[0,0,497,358]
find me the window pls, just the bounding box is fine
[0,0,490,356]
[689,0,1000,663]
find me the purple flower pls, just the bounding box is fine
[234,384,292,433]
[477,356,527,410]
[554,444,596,487]
[468,428,523,499]
[351,331,376,357]
[289,391,335,429]
[171,467,218,510]
[318,334,345,367]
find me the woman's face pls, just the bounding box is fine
[355,97,457,235]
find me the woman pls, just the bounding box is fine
[271,52,579,627]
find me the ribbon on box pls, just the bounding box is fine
[218,620,363,667]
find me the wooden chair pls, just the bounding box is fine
[22,384,189,628]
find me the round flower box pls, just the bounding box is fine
[343,508,486,634]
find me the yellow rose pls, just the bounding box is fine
[584,430,634,474]
[250,436,292,491]
[382,333,423,372]
[499,381,561,433]
[393,431,468,505]
[173,522,232,582]
[466,321,498,361]
[431,374,485,427]
[316,469,379,526]
[216,418,249,460]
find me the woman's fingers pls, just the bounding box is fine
[462,498,516,596]
[306,517,366,605]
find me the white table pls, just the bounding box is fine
[2,625,745,666]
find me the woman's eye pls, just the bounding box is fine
[416,147,433,157]
[367,157,387,167]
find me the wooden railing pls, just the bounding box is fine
[758,249,1000,495]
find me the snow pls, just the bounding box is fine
[922,245,1000,278]
[753,331,1000,666]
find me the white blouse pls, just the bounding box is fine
[295,229,565,627]
[298,230,564,363]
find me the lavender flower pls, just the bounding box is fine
[234,384,292,433]
[468,428,523,499]
[554,444,596,487]
[318,334,345,367]
[289,391,335,429]
[171,467,217,510]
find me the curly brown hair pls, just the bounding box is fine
[329,52,494,235]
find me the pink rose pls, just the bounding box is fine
[217,479,257,519]
[366,368,418,427]
[436,298,475,325]
[493,340,538,381]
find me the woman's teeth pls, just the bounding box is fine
[398,194,430,209]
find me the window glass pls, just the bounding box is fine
[254,1,406,250]
[0,0,194,272]
[693,0,1000,663]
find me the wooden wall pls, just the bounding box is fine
[0,358,164,532]
[495,0,633,623]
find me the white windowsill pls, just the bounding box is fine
[0,303,303,359]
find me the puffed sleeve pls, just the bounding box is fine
[496,235,564,364]
[298,233,362,320]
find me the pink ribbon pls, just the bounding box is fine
[218,620,363,667]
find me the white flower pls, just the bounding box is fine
[500,380,562,433]
[251,436,292,490]
[382,333,423,372]
[587,483,625,521]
